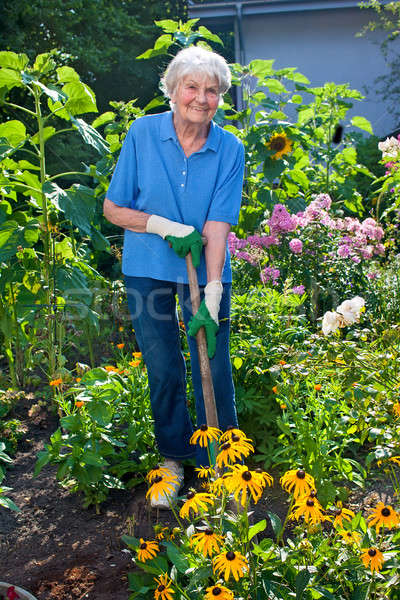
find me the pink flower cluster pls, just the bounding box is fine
[229,194,385,268]
[260,266,280,285]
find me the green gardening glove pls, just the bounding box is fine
[165,230,203,268]
[188,300,219,359]
[146,215,203,268]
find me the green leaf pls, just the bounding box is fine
[264,156,286,182]
[82,450,109,467]
[92,112,116,129]
[60,414,82,432]
[291,94,303,104]
[0,51,29,70]
[136,34,172,59]
[43,182,96,233]
[233,357,243,370]
[154,19,179,33]
[249,59,275,79]
[0,497,20,512]
[57,66,80,83]
[47,98,70,121]
[351,116,373,134]
[0,120,26,146]
[33,53,56,74]
[351,584,369,600]
[267,510,282,538]
[63,81,97,115]
[198,26,223,44]
[289,169,309,190]
[87,401,113,426]
[71,117,109,154]
[0,68,22,90]
[296,569,311,599]
[33,449,51,477]
[298,108,314,125]
[265,79,287,94]
[340,147,357,164]
[313,586,337,600]
[248,518,267,541]
[54,237,75,260]
[165,541,189,573]
[30,126,56,144]
[292,72,310,84]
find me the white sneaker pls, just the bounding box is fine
[150,459,184,509]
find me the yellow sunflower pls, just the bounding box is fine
[136,538,159,562]
[213,550,248,582]
[223,465,268,507]
[267,132,292,160]
[205,585,234,600]
[190,425,222,448]
[195,466,215,479]
[190,528,224,557]
[146,475,178,503]
[154,573,175,600]
[291,496,327,525]
[339,529,362,546]
[331,501,355,529]
[179,491,215,519]
[361,548,384,573]
[367,502,400,532]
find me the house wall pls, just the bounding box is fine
[241,7,397,136]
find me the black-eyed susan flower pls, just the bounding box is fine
[339,529,362,545]
[179,491,215,519]
[216,442,247,468]
[211,476,229,496]
[154,573,175,600]
[154,525,169,540]
[146,475,178,504]
[367,502,400,532]
[223,465,268,507]
[280,469,315,499]
[219,427,248,443]
[146,465,177,483]
[205,584,234,600]
[291,496,327,525]
[331,501,355,528]
[361,548,384,573]
[190,425,222,448]
[254,467,274,488]
[267,132,292,160]
[389,456,400,466]
[213,550,248,581]
[195,466,215,479]
[136,538,159,562]
[189,528,224,557]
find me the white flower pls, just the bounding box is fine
[378,136,400,159]
[336,296,365,326]
[322,311,343,335]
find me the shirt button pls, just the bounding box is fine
[182,171,186,175]
[181,183,184,187]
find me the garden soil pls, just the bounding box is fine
[0,393,393,600]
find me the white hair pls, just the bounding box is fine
[160,46,231,100]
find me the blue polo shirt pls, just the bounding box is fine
[106,111,244,285]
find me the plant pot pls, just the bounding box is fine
[0,583,38,600]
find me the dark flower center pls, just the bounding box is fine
[212,588,222,596]
[335,508,342,515]
[226,551,236,560]
[242,470,252,481]
[140,543,147,549]
[270,136,286,152]
[187,491,196,499]
[221,442,231,451]
[381,507,391,517]
[306,499,315,507]
[153,475,163,483]
[309,490,317,498]
[205,528,214,536]
[200,424,208,431]
[296,470,306,479]
[368,549,377,557]
[157,584,166,592]
[154,464,160,470]
[232,434,240,442]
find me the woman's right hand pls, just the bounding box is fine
[146,215,203,267]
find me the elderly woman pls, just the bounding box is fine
[103,46,244,508]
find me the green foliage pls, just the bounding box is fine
[34,365,156,510]
[0,441,20,511]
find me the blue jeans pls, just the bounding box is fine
[124,276,238,466]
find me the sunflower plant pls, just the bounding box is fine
[123,427,400,600]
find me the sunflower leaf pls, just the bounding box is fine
[266,510,282,539]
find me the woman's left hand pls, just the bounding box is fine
[187,280,222,358]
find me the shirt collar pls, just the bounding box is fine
[160,111,219,153]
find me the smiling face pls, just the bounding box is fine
[171,73,220,128]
